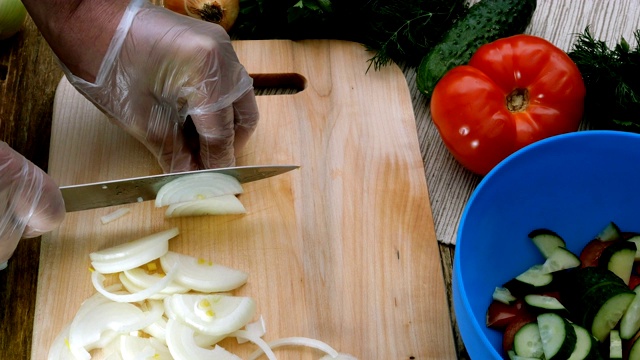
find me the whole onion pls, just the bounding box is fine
[0,0,27,41]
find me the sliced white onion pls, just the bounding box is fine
[233,329,277,360]
[164,293,256,336]
[143,315,168,342]
[100,208,131,224]
[64,289,123,359]
[90,228,178,273]
[319,353,359,360]
[237,316,266,344]
[92,266,178,303]
[103,351,124,360]
[165,319,242,360]
[160,251,248,292]
[122,266,190,296]
[247,336,340,360]
[155,172,243,207]
[165,194,246,217]
[67,300,152,359]
[118,334,172,360]
[142,313,225,348]
[119,272,168,300]
[47,325,76,360]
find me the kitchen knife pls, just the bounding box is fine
[60,165,299,212]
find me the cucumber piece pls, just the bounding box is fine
[537,313,577,360]
[626,234,640,260]
[415,0,537,97]
[609,329,622,359]
[619,285,640,339]
[524,294,567,315]
[629,335,640,360]
[514,322,544,358]
[560,267,635,342]
[590,292,636,342]
[507,350,542,360]
[542,247,581,273]
[507,349,543,360]
[528,229,567,259]
[567,324,602,360]
[493,286,517,305]
[596,221,622,242]
[599,240,637,284]
[504,264,554,297]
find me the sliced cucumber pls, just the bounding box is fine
[514,322,544,358]
[537,313,577,360]
[542,247,581,273]
[590,291,636,342]
[528,229,566,258]
[524,294,567,315]
[567,324,602,360]
[504,265,554,297]
[599,240,637,285]
[619,285,640,339]
[626,234,640,261]
[609,329,622,359]
[507,350,542,360]
[561,267,635,342]
[493,286,517,305]
[596,221,622,242]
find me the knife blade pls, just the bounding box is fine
[60,165,299,212]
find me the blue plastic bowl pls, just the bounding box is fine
[453,130,640,359]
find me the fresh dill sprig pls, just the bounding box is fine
[569,27,640,131]
[362,0,468,71]
[232,0,467,70]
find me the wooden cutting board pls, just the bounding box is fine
[32,40,455,359]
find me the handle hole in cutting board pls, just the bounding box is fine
[251,73,306,96]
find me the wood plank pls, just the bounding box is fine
[32,39,456,359]
[0,14,62,360]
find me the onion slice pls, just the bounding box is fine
[92,265,178,303]
[320,354,359,360]
[164,194,246,217]
[247,336,340,360]
[90,228,178,273]
[67,299,156,359]
[164,293,256,336]
[122,266,190,296]
[237,316,266,344]
[155,172,243,207]
[233,329,277,360]
[165,319,242,360]
[143,312,226,348]
[47,325,76,360]
[100,208,131,224]
[160,251,248,292]
[117,335,172,360]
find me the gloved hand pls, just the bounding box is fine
[61,0,259,173]
[0,142,66,270]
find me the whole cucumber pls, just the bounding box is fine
[416,0,537,98]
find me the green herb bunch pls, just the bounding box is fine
[569,27,640,132]
[231,0,467,69]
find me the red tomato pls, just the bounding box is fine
[580,239,617,268]
[630,274,640,290]
[502,311,537,354]
[430,35,586,175]
[625,329,640,359]
[486,299,527,329]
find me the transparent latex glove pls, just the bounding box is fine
[0,142,66,270]
[61,0,259,173]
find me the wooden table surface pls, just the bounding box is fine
[1,1,639,359]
